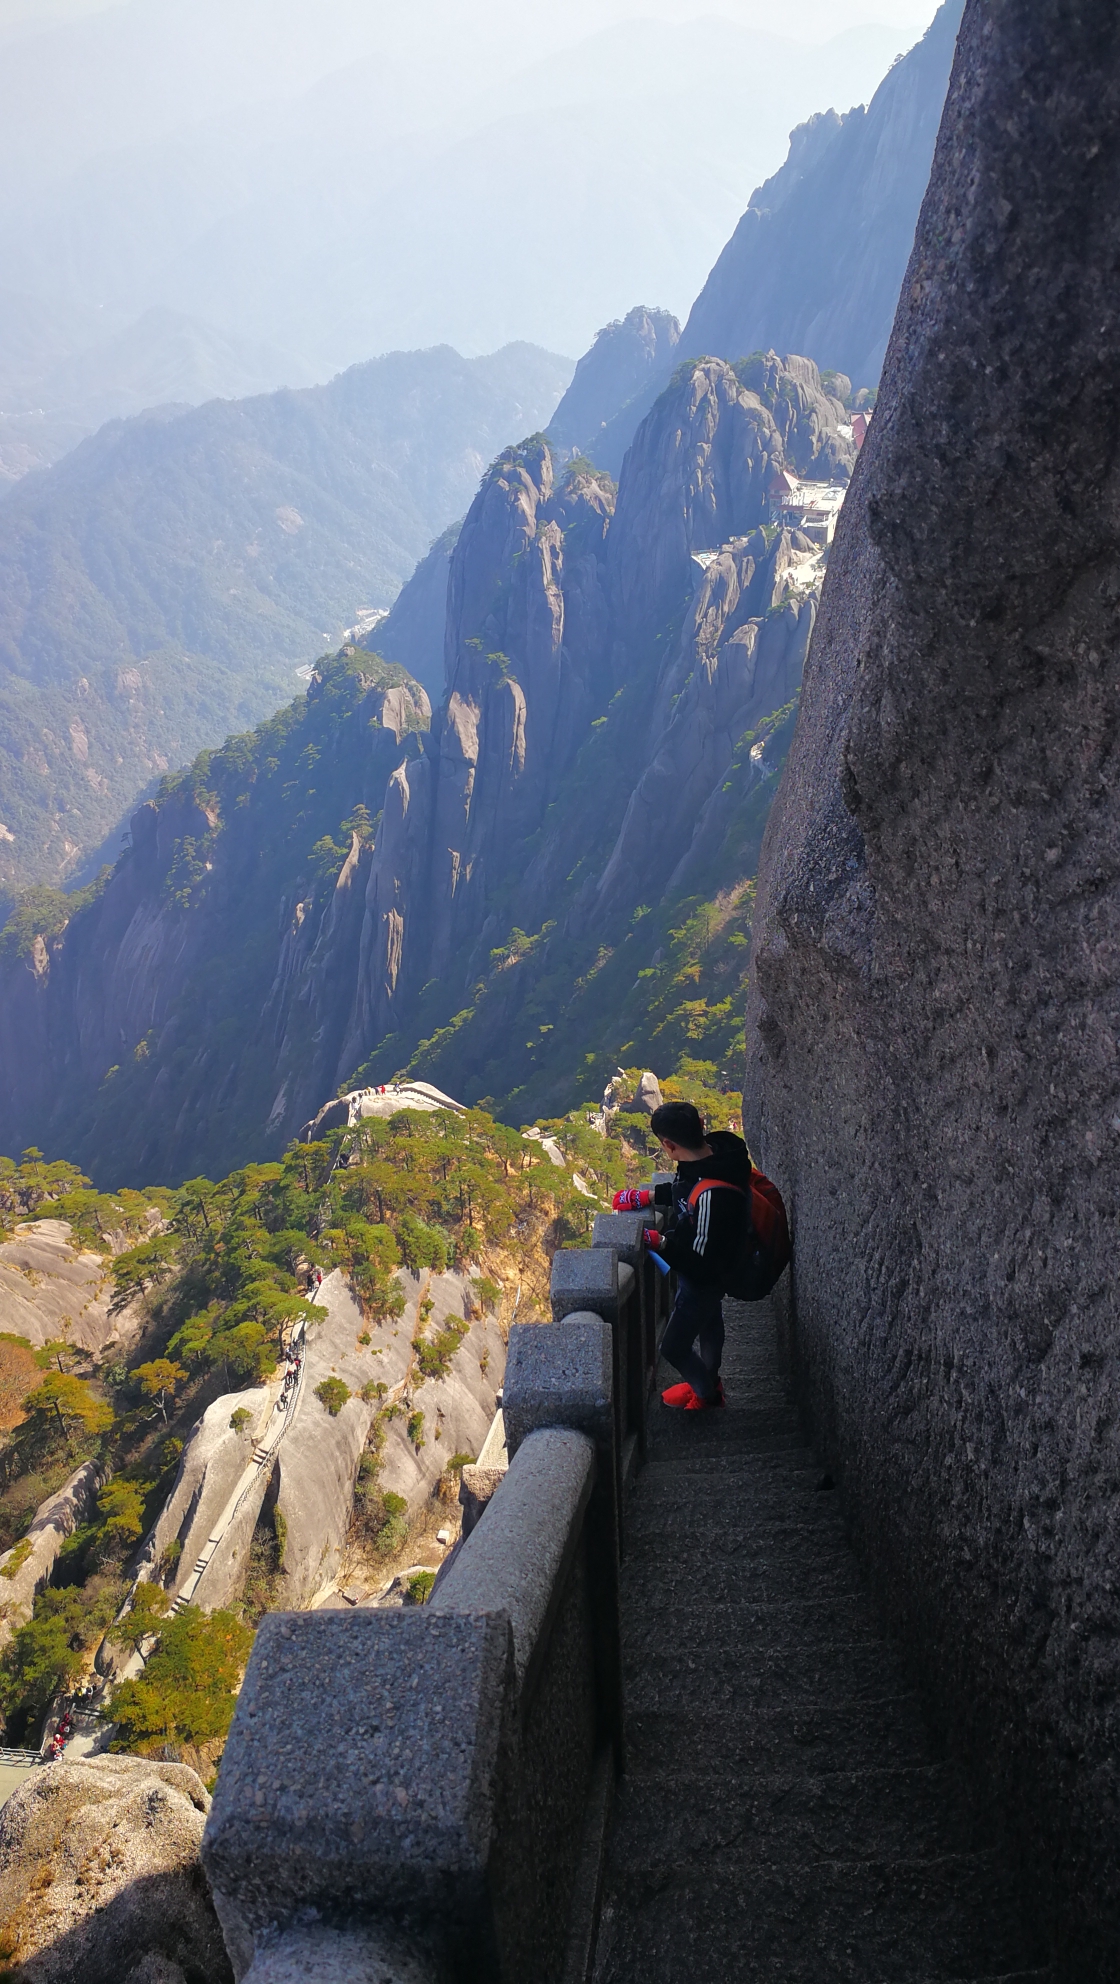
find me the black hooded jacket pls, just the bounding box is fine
[653,1130,755,1290]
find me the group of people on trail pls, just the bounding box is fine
[612,1100,790,1412]
[46,1707,75,1760]
[278,1347,303,1410]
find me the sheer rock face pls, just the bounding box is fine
[597,531,815,914]
[0,1457,104,1650]
[0,1218,146,1358]
[681,2,964,392]
[335,358,848,1067]
[547,303,681,453]
[0,354,849,1178]
[374,519,460,704]
[744,2,1120,1967]
[0,1756,230,1984]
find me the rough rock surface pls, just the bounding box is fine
[278,1267,504,1606]
[0,1755,230,1983]
[375,520,461,704]
[744,3,1120,1972]
[0,1458,105,1650]
[0,1219,146,1357]
[139,1384,275,1613]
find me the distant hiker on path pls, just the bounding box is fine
[613,1100,790,1412]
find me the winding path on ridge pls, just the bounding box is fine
[170,1309,313,1612]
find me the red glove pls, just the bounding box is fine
[643,1228,663,1252]
[612,1187,652,1211]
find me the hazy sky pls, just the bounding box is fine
[0,0,941,49]
[0,0,952,426]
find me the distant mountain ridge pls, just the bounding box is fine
[0,300,312,486]
[0,15,917,382]
[0,351,852,1182]
[572,0,963,475]
[680,0,965,388]
[0,6,959,904]
[0,340,572,897]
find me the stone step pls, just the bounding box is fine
[625,1515,851,1562]
[605,1763,984,1873]
[637,1449,821,1481]
[648,1436,810,1463]
[593,1852,1040,1984]
[620,1592,878,1650]
[623,1525,865,1585]
[623,1634,907,1714]
[650,1404,801,1446]
[598,1291,1039,1984]
[910,1975,1051,1984]
[620,1549,866,1608]
[625,1490,849,1535]
[625,1700,935,1779]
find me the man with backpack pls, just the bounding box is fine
[612,1100,789,1412]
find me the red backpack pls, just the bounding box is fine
[686,1163,791,1301]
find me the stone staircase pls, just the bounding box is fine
[592,1295,1050,1984]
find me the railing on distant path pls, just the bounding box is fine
[202,1209,672,1984]
[172,1318,309,1614]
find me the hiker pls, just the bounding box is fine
[613,1100,789,1412]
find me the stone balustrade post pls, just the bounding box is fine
[203,1315,621,1984]
[503,1316,623,1764]
[589,1211,653,1457]
[549,1249,637,1499]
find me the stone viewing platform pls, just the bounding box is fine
[200,1221,1048,1983]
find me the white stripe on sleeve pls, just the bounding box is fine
[695,1190,711,1255]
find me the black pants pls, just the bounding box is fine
[661,1274,724,1400]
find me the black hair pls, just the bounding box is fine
[650,1101,705,1148]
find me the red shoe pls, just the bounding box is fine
[661,1382,696,1408]
[684,1380,725,1411]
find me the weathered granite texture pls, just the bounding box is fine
[744,3,1120,1973]
[0,1755,229,1983]
[0,1218,147,1357]
[0,1456,105,1649]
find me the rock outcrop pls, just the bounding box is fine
[0,1755,230,1983]
[745,2,1120,1970]
[141,1385,275,1615]
[0,1219,146,1358]
[0,651,431,1183]
[0,1458,105,1650]
[374,520,461,703]
[276,1267,503,1606]
[589,4,964,478]
[138,1267,503,1615]
[546,304,680,454]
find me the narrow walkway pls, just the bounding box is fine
[171,1314,309,1612]
[593,1297,1049,1984]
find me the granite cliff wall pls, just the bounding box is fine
[0,354,850,1180]
[744,4,1120,1972]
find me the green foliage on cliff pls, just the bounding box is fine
[1,645,435,1184]
[344,688,798,1131]
[0,871,112,960]
[110,1605,254,1756]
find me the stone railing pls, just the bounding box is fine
[202,1214,670,1983]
